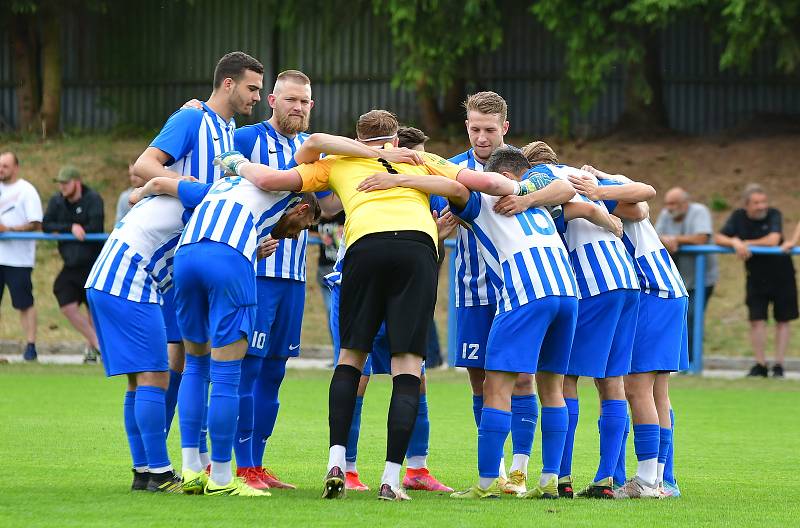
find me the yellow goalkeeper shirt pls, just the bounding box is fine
[294,151,462,247]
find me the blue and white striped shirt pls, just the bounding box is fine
[178,176,302,266]
[234,121,310,281]
[151,102,236,184]
[448,149,499,307]
[85,182,210,303]
[599,179,688,299]
[533,164,639,299]
[452,191,577,314]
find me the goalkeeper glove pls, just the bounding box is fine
[214,151,249,176]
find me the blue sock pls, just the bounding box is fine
[594,400,628,482]
[633,424,660,464]
[233,355,262,468]
[614,414,630,487]
[541,406,569,475]
[345,396,364,463]
[664,408,676,485]
[478,407,511,478]
[472,394,484,429]
[164,369,181,436]
[252,358,286,467]
[558,398,579,478]
[134,385,170,469]
[511,394,538,456]
[406,394,430,458]
[208,359,242,464]
[659,427,672,467]
[123,391,147,468]
[198,387,209,457]
[177,354,210,449]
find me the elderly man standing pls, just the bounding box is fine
[655,187,718,364]
[0,152,43,361]
[715,184,798,378]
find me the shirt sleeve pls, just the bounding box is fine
[719,210,740,237]
[767,209,783,234]
[177,181,212,209]
[449,191,482,223]
[150,109,204,164]
[233,125,260,159]
[597,178,620,213]
[429,195,448,214]
[688,204,713,235]
[421,152,463,180]
[22,184,43,223]
[294,158,334,192]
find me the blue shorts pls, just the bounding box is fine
[454,304,496,369]
[247,277,305,358]
[173,241,257,348]
[485,296,578,375]
[330,284,421,377]
[630,293,689,373]
[160,287,182,343]
[87,289,168,377]
[567,289,639,378]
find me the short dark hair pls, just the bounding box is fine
[300,192,322,222]
[484,146,530,177]
[0,151,19,166]
[397,126,429,149]
[213,51,264,89]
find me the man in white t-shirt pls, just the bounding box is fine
[0,152,43,361]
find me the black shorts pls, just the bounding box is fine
[54,265,92,307]
[339,231,438,357]
[0,265,34,310]
[746,276,799,322]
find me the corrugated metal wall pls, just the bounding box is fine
[0,0,798,135]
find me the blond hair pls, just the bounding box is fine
[356,110,399,140]
[521,141,558,165]
[464,91,507,122]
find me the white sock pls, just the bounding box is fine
[133,466,148,474]
[637,458,658,486]
[199,451,211,469]
[149,465,173,474]
[657,462,665,483]
[499,457,508,479]
[182,448,202,473]
[539,472,557,488]
[381,461,402,489]
[479,477,496,489]
[210,460,232,486]
[345,460,358,473]
[406,455,427,470]
[510,454,529,475]
[327,445,346,471]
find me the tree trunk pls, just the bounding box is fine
[10,14,40,132]
[616,29,669,136]
[39,6,62,136]
[415,77,443,136]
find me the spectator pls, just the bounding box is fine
[42,165,105,363]
[655,187,718,364]
[781,221,800,253]
[0,152,43,361]
[715,184,798,378]
[115,162,144,223]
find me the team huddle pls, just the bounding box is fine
[88,51,687,501]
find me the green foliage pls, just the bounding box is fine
[710,192,730,212]
[718,0,800,73]
[373,0,503,92]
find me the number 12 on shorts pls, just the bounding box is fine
[462,343,480,360]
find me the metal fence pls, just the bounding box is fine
[3,231,798,374]
[1,0,799,135]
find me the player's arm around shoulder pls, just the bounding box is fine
[357,172,471,209]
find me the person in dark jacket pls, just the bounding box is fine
[42,165,104,362]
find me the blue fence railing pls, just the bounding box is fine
[3,233,798,374]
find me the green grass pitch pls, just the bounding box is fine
[1,364,798,527]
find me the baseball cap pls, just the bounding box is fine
[54,165,81,183]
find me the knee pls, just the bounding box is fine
[512,373,534,395]
[467,368,485,395]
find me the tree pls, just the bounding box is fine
[373,0,503,134]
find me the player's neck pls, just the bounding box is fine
[204,95,234,122]
[266,116,297,139]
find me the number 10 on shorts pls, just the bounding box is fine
[251,331,267,350]
[462,343,480,360]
